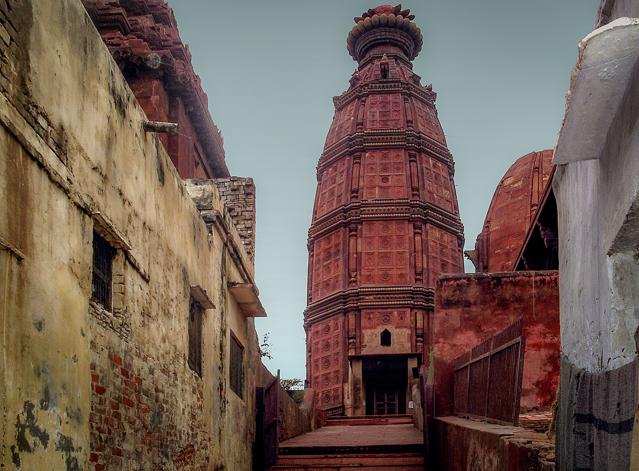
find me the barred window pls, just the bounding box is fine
[91,231,115,310]
[188,297,204,377]
[229,333,244,398]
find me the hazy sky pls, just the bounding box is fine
[171,1,599,380]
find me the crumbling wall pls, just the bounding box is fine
[0,1,259,469]
[431,271,560,419]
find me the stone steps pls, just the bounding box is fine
[270,422,425,470]
[269,452,424,470]
[325,414,414,427]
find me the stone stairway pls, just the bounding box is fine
[269,415,425,470]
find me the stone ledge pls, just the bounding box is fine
[434,416,555,470]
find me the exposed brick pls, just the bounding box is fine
[214,177,256,261]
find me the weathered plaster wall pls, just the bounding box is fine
[554,3,639,467]
[0,1,259,469]
[431,272,560,418]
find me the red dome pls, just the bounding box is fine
[472,150,554,272]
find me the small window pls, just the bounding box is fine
[381,329,391,347]
[380,62,389,79]
[91,231,115,310]
[229,333,244,398]
[188,297,204,377]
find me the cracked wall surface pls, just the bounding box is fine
[0,0,261,469]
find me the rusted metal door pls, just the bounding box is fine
[254,370,279,470]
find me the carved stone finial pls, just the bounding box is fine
[347,4,423,62]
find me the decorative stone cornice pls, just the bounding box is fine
[304,285,435,324]
[318,130,454,175]
[332,80,436,111]
[308,199,464,243]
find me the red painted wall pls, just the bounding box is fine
[430,271,559,418]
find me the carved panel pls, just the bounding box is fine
[360,308,412,355]
[315,159,349,217]
[325,100,357,147]
[311,229,346,300]
[414,223,424,282]
[348,226,358,284]
[361,220,411,286]
[350,154,361,200]
[425,224,462,285]
[309,317,345,407]
[413,99,445,143]
[365,93,404,129]
[421,155,455,212]
[362,150,408,200]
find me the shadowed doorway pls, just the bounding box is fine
[363,356,407,415]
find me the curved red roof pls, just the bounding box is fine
[472,150,554,272]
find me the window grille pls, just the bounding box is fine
[91,231,115,310]
[188,298,203,377]
[230,334,244,398]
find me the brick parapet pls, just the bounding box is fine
[213,177,256,262]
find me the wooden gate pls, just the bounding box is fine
[453,319,525,424]
[254,370,280,470]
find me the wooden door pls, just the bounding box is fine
[373,387,399,415]
[254,370,280,470]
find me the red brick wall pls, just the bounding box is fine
[88,324,212,470]
[431,271,559,417]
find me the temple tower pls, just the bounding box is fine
[305,4,464,417]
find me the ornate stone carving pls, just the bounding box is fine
[306,5,464,413]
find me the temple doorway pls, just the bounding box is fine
[363,356,407,415]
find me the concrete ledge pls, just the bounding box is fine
[555,18,639,164]
[433,416,554,471]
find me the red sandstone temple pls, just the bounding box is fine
[305,5,464,417]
